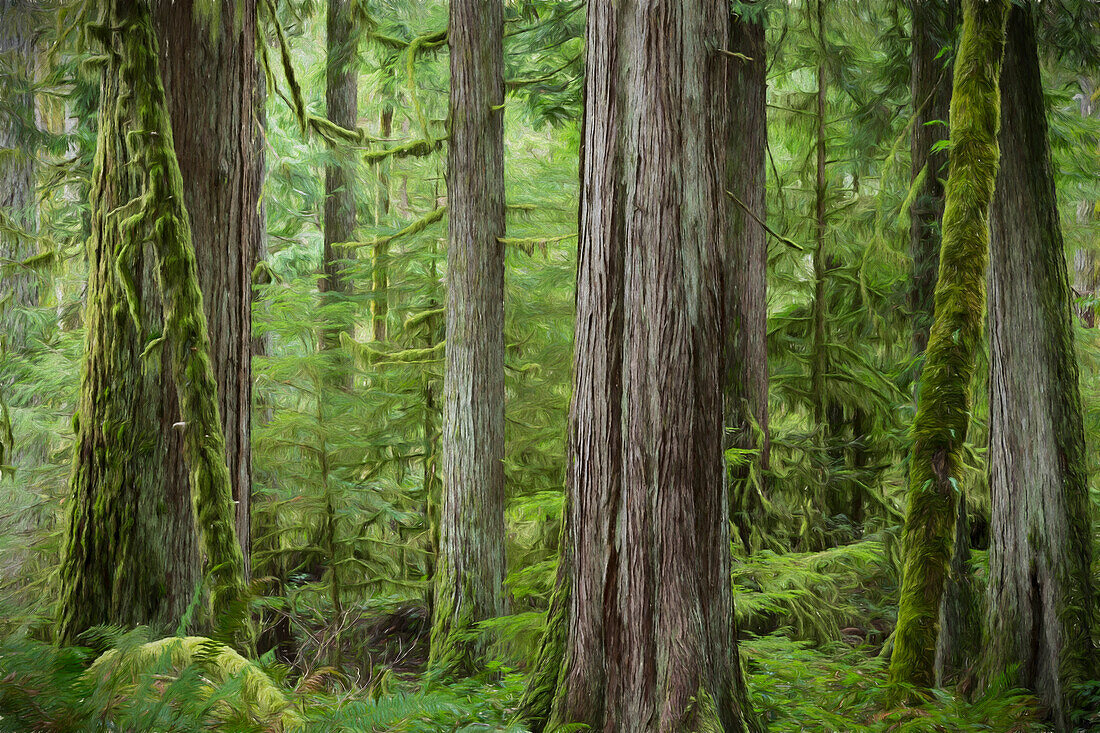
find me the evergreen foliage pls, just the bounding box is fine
[0,0,1098,730]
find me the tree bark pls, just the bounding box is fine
[888,0,1008,693]
[154,0,260,575]
[428,0,507,675]
[905,0,982,688]
[726,2,770,554]
[908,0,956,366]
[0,0,38,352]
[320,0,358,353]
[59,0,245,643]
[520,1,755,729]
[1071,76,1098,327]
[984,7,1096,728]
[372,105,392,343]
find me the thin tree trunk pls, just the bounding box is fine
[154,0,260,576]
[727,3,770,554]
[0,0,38,352]
[984,7,1096,728]
[373,105,392,343]
[908,0,956,367]
[1072,77,1098,327]
[905,0,981,688]
[520,1,755,729]
[320,0,358,354]
[888,0,1008,692]
[429,0,507,675]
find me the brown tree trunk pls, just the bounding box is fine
[428,0,507,675]
[908,0,956,366]
[154,0,260,574]
[0,0,38,351]
[523,1,755,729]
[726,3,770,554]
[320,0,358,353]
[984,7,1096,728]
[60,0,247,642]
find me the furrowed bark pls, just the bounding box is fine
[984,7,1096,728]
[429,0,507,676]
[154,0,260,576]
[888,0,1008,693]
[59,0,246,643]
[524,0,756,729]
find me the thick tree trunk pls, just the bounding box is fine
[521,1,755,729]
[908,0,956,365]
[428,0,507,675]
[726,4,770,554]
[984,8,1096,728]
[888,0,1008,692]
[154,0,260,575]
[320,0,358,353]
[0,0,38,351]
[59,0,245,642]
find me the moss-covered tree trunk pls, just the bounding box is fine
[888,0,1008,693]
[428,0,507,675]
[726,1,770,554]
[519,1,755,729]
[154,0,260,576]
[59,0,246,644]
[0,0,38,352]
[905,0,982,688]
[320,0,358,355]
[983,7,1096,728]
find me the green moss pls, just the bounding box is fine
[888,0,1009,694]
[60,0,246,645]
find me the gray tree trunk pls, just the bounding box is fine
[428,0,507,675]
[524,1,756,729]
[985,7,1096,729]
[0,0,38,352]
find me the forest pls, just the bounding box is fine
[0,0,1099,730]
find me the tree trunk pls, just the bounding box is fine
[0,0,38,352]
[154,0,260,576]
[428,0,507,675]
[726,3,770,554]
[984,7,1096,728]
[888,0,1008,692]
[372,105,392,343]
[59,0,246,643]
[906,0,981,688]
[1072,77,1098,327]
[908,0,956,366]
[521,1,755,729]
[320,0,358,353]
